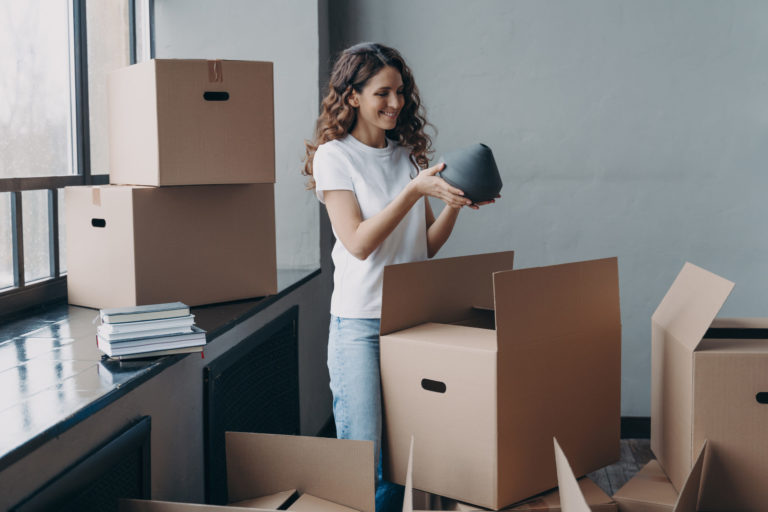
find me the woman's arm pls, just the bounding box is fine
[424,199,461,258]
[324,162,469,260]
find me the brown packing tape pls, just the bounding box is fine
[91,187,101,206]
[208,59,224,82]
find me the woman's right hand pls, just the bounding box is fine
[410,162,472,209]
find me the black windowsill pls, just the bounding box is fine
[0,267,320,473]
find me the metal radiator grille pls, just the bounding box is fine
[204,306,300,504]
[11,416,151,512]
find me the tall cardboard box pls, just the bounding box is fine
[380,253,621,509]
[108,59,275,186]
[650,263,768,510]
[65,184,276,308]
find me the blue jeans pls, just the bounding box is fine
[327,315,404,512]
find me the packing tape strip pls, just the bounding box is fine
[208,59,224,82]
[91,187,101,206]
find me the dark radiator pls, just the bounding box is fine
[204,306,300,504]
[11,416,151,512]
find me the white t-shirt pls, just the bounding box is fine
[313,134,428,318]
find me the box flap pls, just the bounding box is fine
[672,441,707,512]
[119,498,272,511]
[509,478,614,511]
[380,251,514,336]
[553,438,591,512]
[651,264,731,492]
[289,494,361,512]
[493,258,621,505]
[230,490,297,509]
[612,460,677,507]
[403,437,415,512]
[226,433,374,512]
[651,263,734,354]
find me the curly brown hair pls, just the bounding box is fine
[302,42,433,188]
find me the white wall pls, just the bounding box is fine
[330,0,768,416]
[155,0,320,270]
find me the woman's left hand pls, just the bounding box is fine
[467,195,501,210]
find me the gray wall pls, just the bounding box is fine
[155,0,321,270]
[329,0,768,416]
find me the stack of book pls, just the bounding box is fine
[96,301,206,360]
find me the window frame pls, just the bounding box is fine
[0,0,154,321]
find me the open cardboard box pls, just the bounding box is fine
[557,440,706,512]
[650,263,768,510]
[120,433,375,512]
[404,438,616,512]
[65,184,277,309]
[380,252,622,509]
[108,59,275,186]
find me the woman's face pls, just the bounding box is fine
[350,66,405,137]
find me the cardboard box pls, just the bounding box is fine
[412,479,616,512]
[610,445,708,512]
[556,439,706,512]
[65,184,276,308]
[108,59,274,186]
[612,460,677,512]
[650,262,768,510]
[121,433,375,512]
[225,433,374,512]
[380,253,622,509]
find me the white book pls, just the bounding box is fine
[107,345,204,360]
[98,326,206,350]
[97,315,195,335]
[97,331,206,357]
[99,302,190,324]
[97,325,194,342]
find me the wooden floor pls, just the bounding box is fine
[587,439,653,496]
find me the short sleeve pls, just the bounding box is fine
[312,142,354,203]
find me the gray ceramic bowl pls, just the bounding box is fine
[438,143,502,203]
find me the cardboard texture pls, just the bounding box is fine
[229,490,296,509]
[553,438,591,512]
[650,263,768,510]
[612,460,676,512]
[119,499,269,511]
[288,494,360,512]
[381,254,621,509]
[108,59,275,186]
[225,432,375,512]
[65,184,277,309]
[507,478,616,512]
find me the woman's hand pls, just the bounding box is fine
[467,195,500,210]
[409,162,472,209]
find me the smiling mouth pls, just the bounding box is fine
[380,111,398,120]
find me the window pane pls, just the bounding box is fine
[58,189,67,274]
[23,190,52,283]
[0,193,13,289]
[87,0,131,175]
[0,2,74,178]
[135,0,153,63]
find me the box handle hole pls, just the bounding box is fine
[421,378,446,394]
[756,392,768,404]
[203,91,230,101]
[91,218,106,228]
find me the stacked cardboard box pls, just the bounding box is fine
[612,263,768,511]
[379,252,623,509]
[66,59,277,308]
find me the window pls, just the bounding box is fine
[0,0,154,320]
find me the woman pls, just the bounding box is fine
[302,42,494,510]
